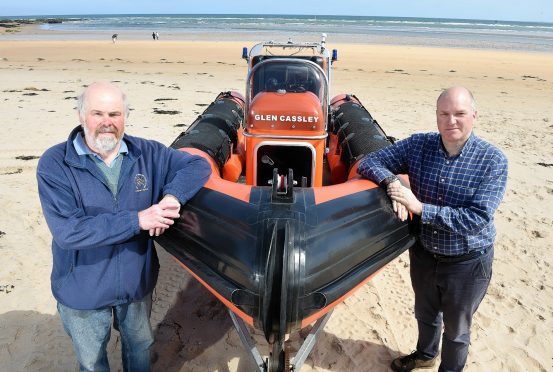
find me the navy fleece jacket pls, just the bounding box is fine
[37,126,211,309]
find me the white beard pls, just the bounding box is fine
[83,125,121,154]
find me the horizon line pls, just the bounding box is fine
[1,13,552,25]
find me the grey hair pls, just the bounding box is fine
[77,83,130,120]
[437,87,476,112]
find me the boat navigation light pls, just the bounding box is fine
[332,49,338,64]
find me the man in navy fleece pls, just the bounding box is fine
[37,82,211,371]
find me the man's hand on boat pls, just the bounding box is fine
[387,180,423,221]
[138,194,181,237]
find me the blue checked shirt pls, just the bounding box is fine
[357,132,508,256]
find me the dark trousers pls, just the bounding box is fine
[409,242,493,372]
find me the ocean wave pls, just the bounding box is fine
[25,14,553,52]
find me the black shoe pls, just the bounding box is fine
[390,351,437,371]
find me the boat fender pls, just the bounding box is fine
[332,100,392,170]
[200,98,244,147]
[170,92,246,174]
[205,98,244,131]
[171,122,231,173]
[330,111,344,134]
[197,114,238,148]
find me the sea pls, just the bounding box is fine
[3,14,553,52]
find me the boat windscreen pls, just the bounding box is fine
[252,62,323,99]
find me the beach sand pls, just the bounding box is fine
[0,36,552,371]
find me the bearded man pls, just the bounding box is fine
[37,82,211,371]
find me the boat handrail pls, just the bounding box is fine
[242,129,328,140]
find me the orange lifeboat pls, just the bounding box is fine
[156,36,414,372]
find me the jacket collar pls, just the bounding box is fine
[64,125,141,168]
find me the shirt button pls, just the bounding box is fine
[446,161,450,164]
[433,231,437,234]
[433,246,438,250]
[438,197,442,200]
[441,178,445,182]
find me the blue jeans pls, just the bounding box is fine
[410,242,493,372]
[57,295,154,372]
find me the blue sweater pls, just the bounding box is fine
[37,126,211,309]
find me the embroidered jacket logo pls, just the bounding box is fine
[134,174,149,192]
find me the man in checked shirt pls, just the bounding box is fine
[358,87,508,372]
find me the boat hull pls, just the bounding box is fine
[156,178,414,342]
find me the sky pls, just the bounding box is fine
[1,0,552,23]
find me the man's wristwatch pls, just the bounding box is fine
[380,174,399,187]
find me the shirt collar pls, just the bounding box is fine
[73,131,128,160]
[438,131,475,159]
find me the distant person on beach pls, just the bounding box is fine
[36,82,211,371]
[152,31,156,40]
[155,31,159,40]
[112,33,118,43]
[358,87,508,372]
